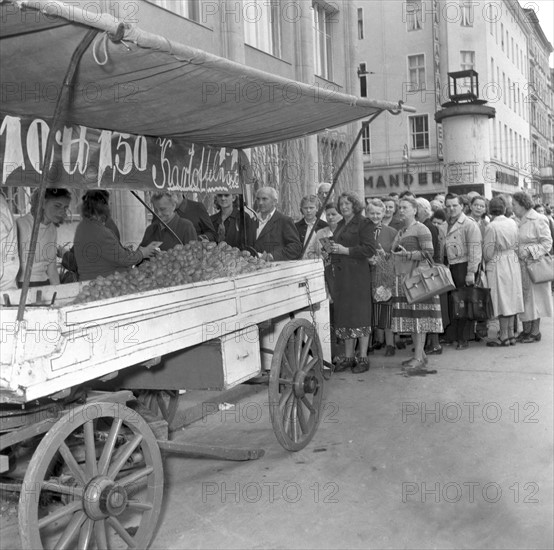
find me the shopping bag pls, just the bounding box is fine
[526,254,554,284]
[403,258,455,304]
[466,286,494,321]
[470,262,494,321]
[450,287,494,321]
[449,288,471,320]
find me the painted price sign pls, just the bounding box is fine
[0,114,244,193]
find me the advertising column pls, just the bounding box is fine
[435,100,496,198]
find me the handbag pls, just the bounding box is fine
[526,254,554,284]
[403,255,456,304]
[450,288,471,320]
[450,262,494,321]
[470,262,494,321]
[467,286,494,321]
[450,287,494,321]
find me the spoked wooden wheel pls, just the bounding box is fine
[269,318,325,451]
[19,402,163,550]
[136,390,179,426]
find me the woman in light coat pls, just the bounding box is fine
[512,191,553,342]
[483,197,524,346]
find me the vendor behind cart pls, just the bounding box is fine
[74,191,158,281]
[141,192,197,251]
[16,187,71,288]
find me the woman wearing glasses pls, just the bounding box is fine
[16,187,72,287]
[211,193,254,250]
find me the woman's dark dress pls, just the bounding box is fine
[328,213,376,339]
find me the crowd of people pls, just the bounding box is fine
[2,184,553,375]
[335,188,553,372]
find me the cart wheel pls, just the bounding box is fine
[269,318,324,451]
[19,402,163,550]
[136,390,180,426]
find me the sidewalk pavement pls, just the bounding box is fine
[152,316,553,549]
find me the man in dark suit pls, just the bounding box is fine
[253,187,301,261]
[175,194,217,241]
[295,194,328,258]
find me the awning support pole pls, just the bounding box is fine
[300,111,385,258]
[16,29,100,322]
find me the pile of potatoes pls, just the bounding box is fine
[74,241,270,303]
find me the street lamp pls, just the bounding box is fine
[402,144,410,191]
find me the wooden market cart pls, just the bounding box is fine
[0,1,415,548]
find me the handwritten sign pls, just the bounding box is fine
[0,114,243,192]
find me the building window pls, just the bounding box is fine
[408,54,426,91]
[498,121,503,161]
[503,121,506,162]
[409,115,429,150]
[508,78,512,110]
[406,0,423,31]
[357,8,364,39]
[460,50,475,71]
[359,74,367,98]
[492,118,497,158]
[243,0,281,57]
[149,0,200,22]
[312,2,335,80]
[459,51,474,93]
[361,125,370,155]
[460,1,474,27]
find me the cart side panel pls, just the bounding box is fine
[97,326,261,392]
[1,262,328,403]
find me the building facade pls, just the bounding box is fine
[110,0,367,218]
[3,0,371,244]
[357,0,553,201]
[525,8,554,203]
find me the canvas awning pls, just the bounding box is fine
[0,0,409,149]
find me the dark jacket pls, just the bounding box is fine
[423,218,441,263]
[140,214,197,251]
[331,214,377,262]
[74,218,143,281]
[253,210,302,260]
[328,213,376,330]
[176,197,217,241]
[210,208,254,250]
[389,214,404,232]
[295,218,328,245]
